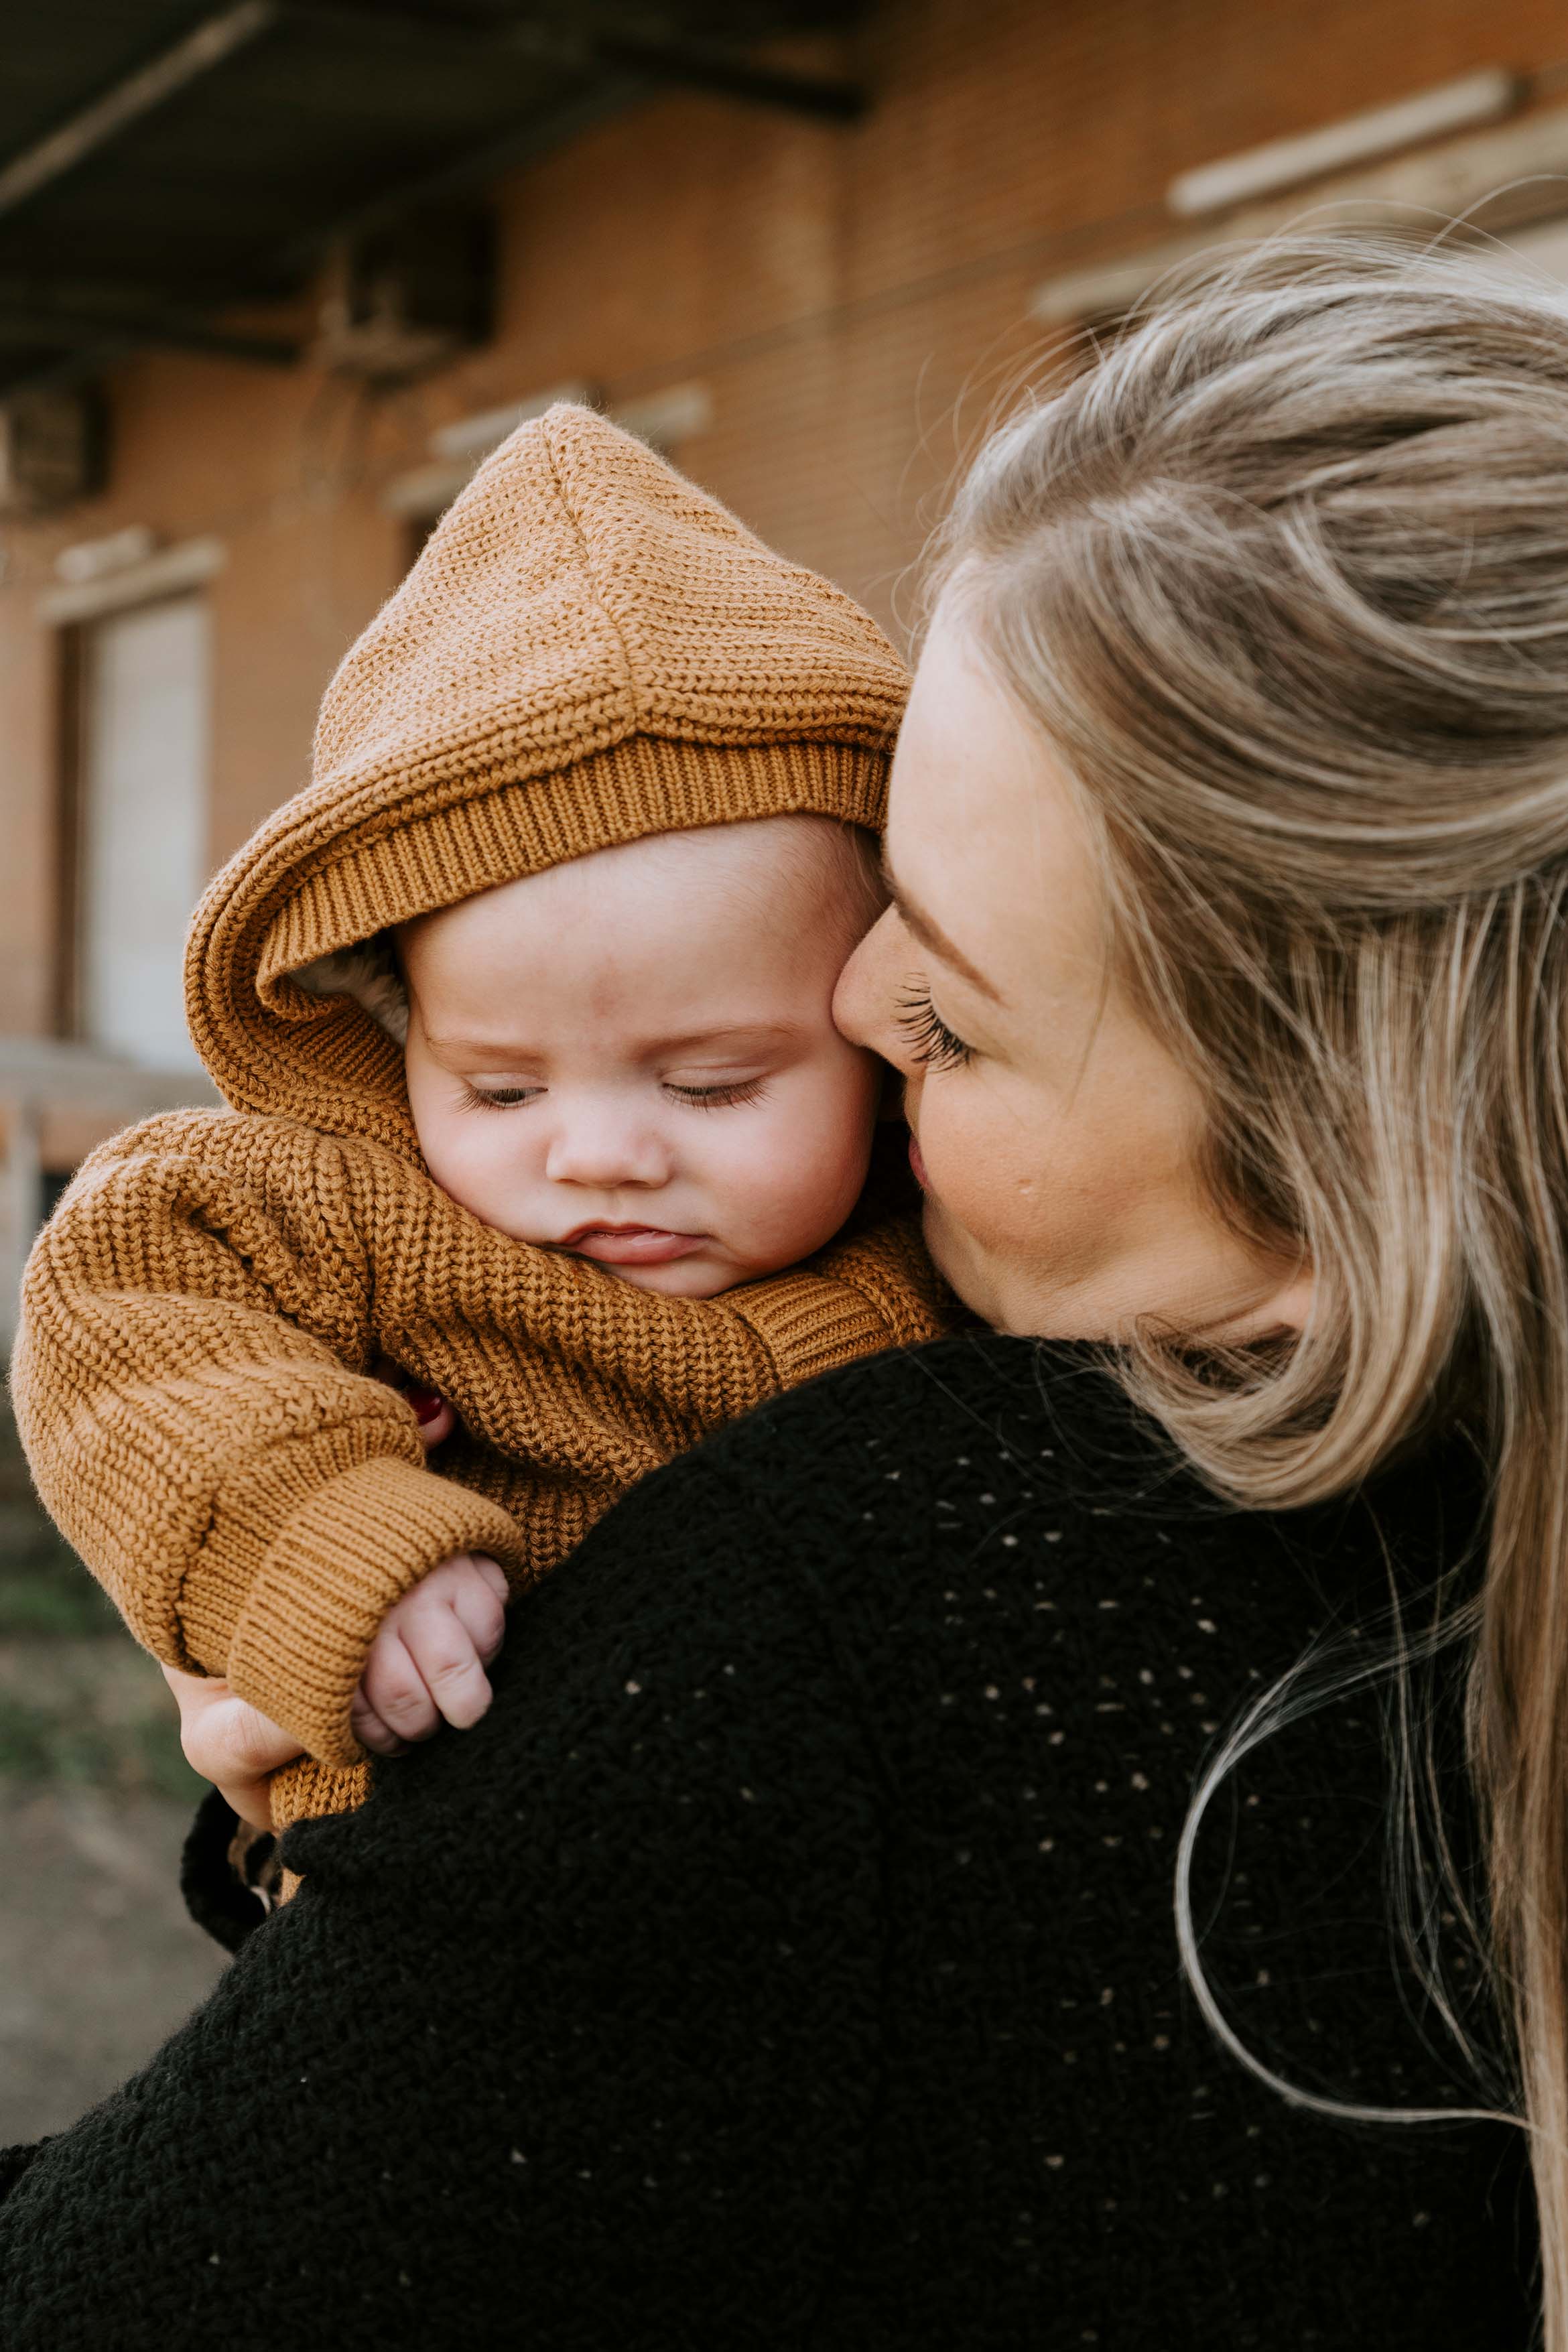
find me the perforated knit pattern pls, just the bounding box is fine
[11,405,944,1831]
[0,1339,1535,2347]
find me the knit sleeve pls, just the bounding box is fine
[10,1114,527,1764]
[0,1441,885,2345]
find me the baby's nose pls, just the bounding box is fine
[543,1108,671,1189]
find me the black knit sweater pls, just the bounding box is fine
[0,1335,1537,2347]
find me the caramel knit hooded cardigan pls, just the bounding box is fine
[11,406,947,1830]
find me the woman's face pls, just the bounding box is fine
[834,610,1309,1342]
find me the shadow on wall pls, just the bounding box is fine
[0,1400,224,2140]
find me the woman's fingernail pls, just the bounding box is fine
[407,1386,444,1425]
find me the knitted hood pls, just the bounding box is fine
[186,403,908,1153]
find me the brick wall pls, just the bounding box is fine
[1,0,1563,1062]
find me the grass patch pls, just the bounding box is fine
[0,1681,200,1800]
[0,1399,200,1798]
[0,1520,117,1635]
[0,1401,117,1634]
[0,1640,204,1803]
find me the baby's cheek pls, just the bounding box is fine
[412,1108,474,1205]
[708,1091,868,1263]
[417,1110,518,1230]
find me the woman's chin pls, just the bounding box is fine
[921,1197,1088,1340]
[920,1198,994,1323]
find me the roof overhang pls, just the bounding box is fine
[0,1,870,395]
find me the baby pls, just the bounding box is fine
[347,813,883,1756]
[14,403,946,1840]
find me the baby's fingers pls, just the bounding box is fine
[446,1555,509,1663]
[390,1580,493,1731]
[354,1557,507,1757]
[396,1589,496,1733]
[358,1628,442,1746]
[349,1685,409,1759]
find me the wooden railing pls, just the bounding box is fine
[0,1039,217,1352]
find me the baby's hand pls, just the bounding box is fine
[351,1553,509,1758]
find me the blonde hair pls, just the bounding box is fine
[939,229,1568,2337]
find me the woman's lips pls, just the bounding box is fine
[560,1224,706,1266]
[907,1131,929,1190]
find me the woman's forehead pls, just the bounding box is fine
[891,614,1109,1005]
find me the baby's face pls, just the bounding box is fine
[399,816,884,1299]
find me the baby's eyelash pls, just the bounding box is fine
[667,1078,768,1110]
[464,1085,540,1111]
[895,984,974,1072]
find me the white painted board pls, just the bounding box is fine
[78,593,210,1070]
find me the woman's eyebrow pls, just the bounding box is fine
[883,864,1003,1004]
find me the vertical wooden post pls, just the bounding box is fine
[1,1096,41,1355]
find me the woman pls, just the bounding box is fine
[0,234,1551,2345]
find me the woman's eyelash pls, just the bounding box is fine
[667,1079,768,1110]
[896,984,974,1071]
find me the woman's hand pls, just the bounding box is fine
[161,1664,303,1835]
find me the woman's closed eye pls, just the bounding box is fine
[896,981,974,1072]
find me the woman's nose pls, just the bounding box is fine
[543,1107,671,1190]
[832,909,897,1053]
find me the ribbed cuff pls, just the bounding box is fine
[269,1754,373,1836]
[729,1214,949,1383]
[227,1457,527,1767]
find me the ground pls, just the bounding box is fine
[0,1404,224,2141]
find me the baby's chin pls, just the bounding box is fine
[588,1252,747,1301]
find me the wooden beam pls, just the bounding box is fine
[283,3,866,123]
[587,26,866,121]
[0,3,279,222]
[0,300,298,367]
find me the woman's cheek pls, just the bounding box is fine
[917,1081,1029,1253]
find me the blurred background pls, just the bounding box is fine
[4,0,1568,2138]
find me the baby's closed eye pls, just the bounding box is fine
[665,1076,769,1109]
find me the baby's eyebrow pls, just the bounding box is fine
[651,1021,806,1057]
[420,1035,537,1058]
[421,1021,806,1063]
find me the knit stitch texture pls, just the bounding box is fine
[10,405,945,1829]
